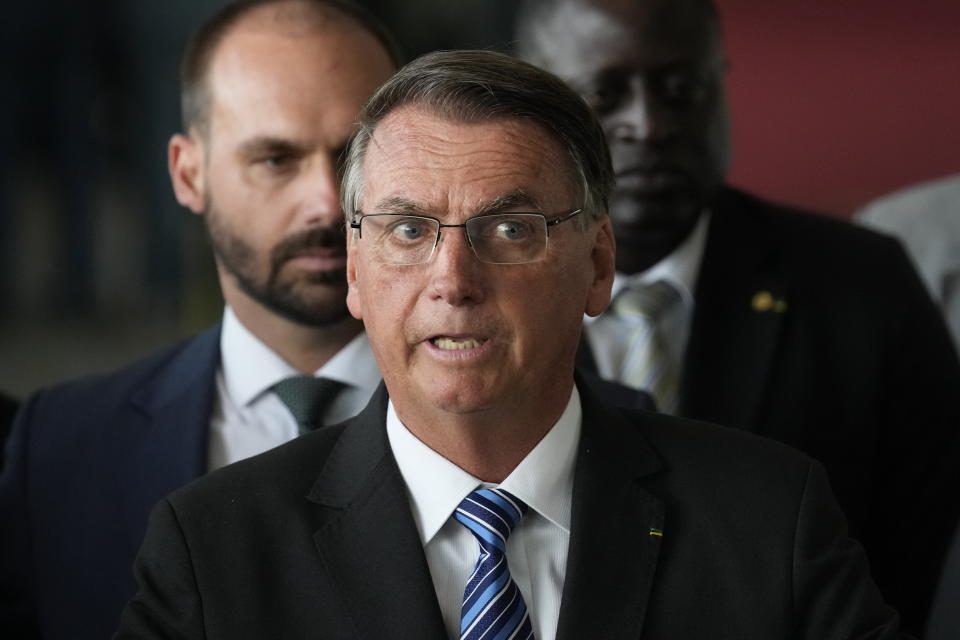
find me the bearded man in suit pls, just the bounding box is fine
[0,2,399,637]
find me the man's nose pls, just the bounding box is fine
[607,77,676,143]
[426,227,486,307]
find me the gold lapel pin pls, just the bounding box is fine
[752,290,788,313]
[649,527,663,537]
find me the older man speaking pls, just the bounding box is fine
[116,50,904,639]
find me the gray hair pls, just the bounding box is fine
[340,49,613,228]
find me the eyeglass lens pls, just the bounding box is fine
[360,214,549,265]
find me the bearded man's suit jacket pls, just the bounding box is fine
[578,187,960,634]
[0,327,222,640]
[116,382,902,639]
[0,393,18,468]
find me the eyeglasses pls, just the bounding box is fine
[349,209,583,265]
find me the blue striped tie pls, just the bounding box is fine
[454,488,535,640]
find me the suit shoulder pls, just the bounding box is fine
[166,421,348,509]
[717,188,919,291]
[582,400,826,528]
[23,327,220,419]
[634,408,815,479]
[858,173,960,229]
[724,187,905,256]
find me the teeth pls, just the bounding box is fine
[432,337,482,350]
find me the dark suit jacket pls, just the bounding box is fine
[0,323,647,639]
[0,327,221,640]
[577,187,960,634]
[0,392,18,469]
[116,382,903,639]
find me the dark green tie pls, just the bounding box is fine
[271,376,346,434]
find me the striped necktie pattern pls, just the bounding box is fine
[454,488,535,640]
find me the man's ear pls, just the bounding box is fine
[168,133,206,214]
[345,230,364,320]
[585,216,616,317]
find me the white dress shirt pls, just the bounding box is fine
[584,211,710,410]
[207,307,381,470]
[387,388,581,640]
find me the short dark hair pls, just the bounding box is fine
[179,0,403,135]
[341,50,614,225]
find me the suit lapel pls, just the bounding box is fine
[557,381,665,640]
[113,327,220,547]
[308,387,448,640]
[682,189,787,431]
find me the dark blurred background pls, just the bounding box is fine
[2,0,958,399]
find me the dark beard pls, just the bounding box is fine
[204,204,351,327]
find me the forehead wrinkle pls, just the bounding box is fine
[369,107,559,168]
[369,196,431,215]
[374,138,560,190]
[368,190,544,218]
[361,109,574,220]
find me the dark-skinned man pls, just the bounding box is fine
[516,0,960,634]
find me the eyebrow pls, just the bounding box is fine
[369,190,544,217]
[236,136,309,158]
[369,196,426,215]
[474,190,544,216]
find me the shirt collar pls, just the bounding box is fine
[387,386,582,545]
[220,307,300,407]
[220,307,379,407]
[606,209,711,311]
[318,331,380,394]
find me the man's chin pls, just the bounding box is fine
[239,279,351,328]
[430,390,497,416]
[410,368,501,415]
[611,191,702,226]
[268,299,352,328]
[608,196,705,272]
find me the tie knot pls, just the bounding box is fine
[612,280,680,321]
[454,488,528,554]
[271,375,345,433]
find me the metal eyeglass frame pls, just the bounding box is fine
[349,208,583,265]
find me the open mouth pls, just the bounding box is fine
[430,336,484,351]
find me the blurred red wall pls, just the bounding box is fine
[719,0,960,217]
